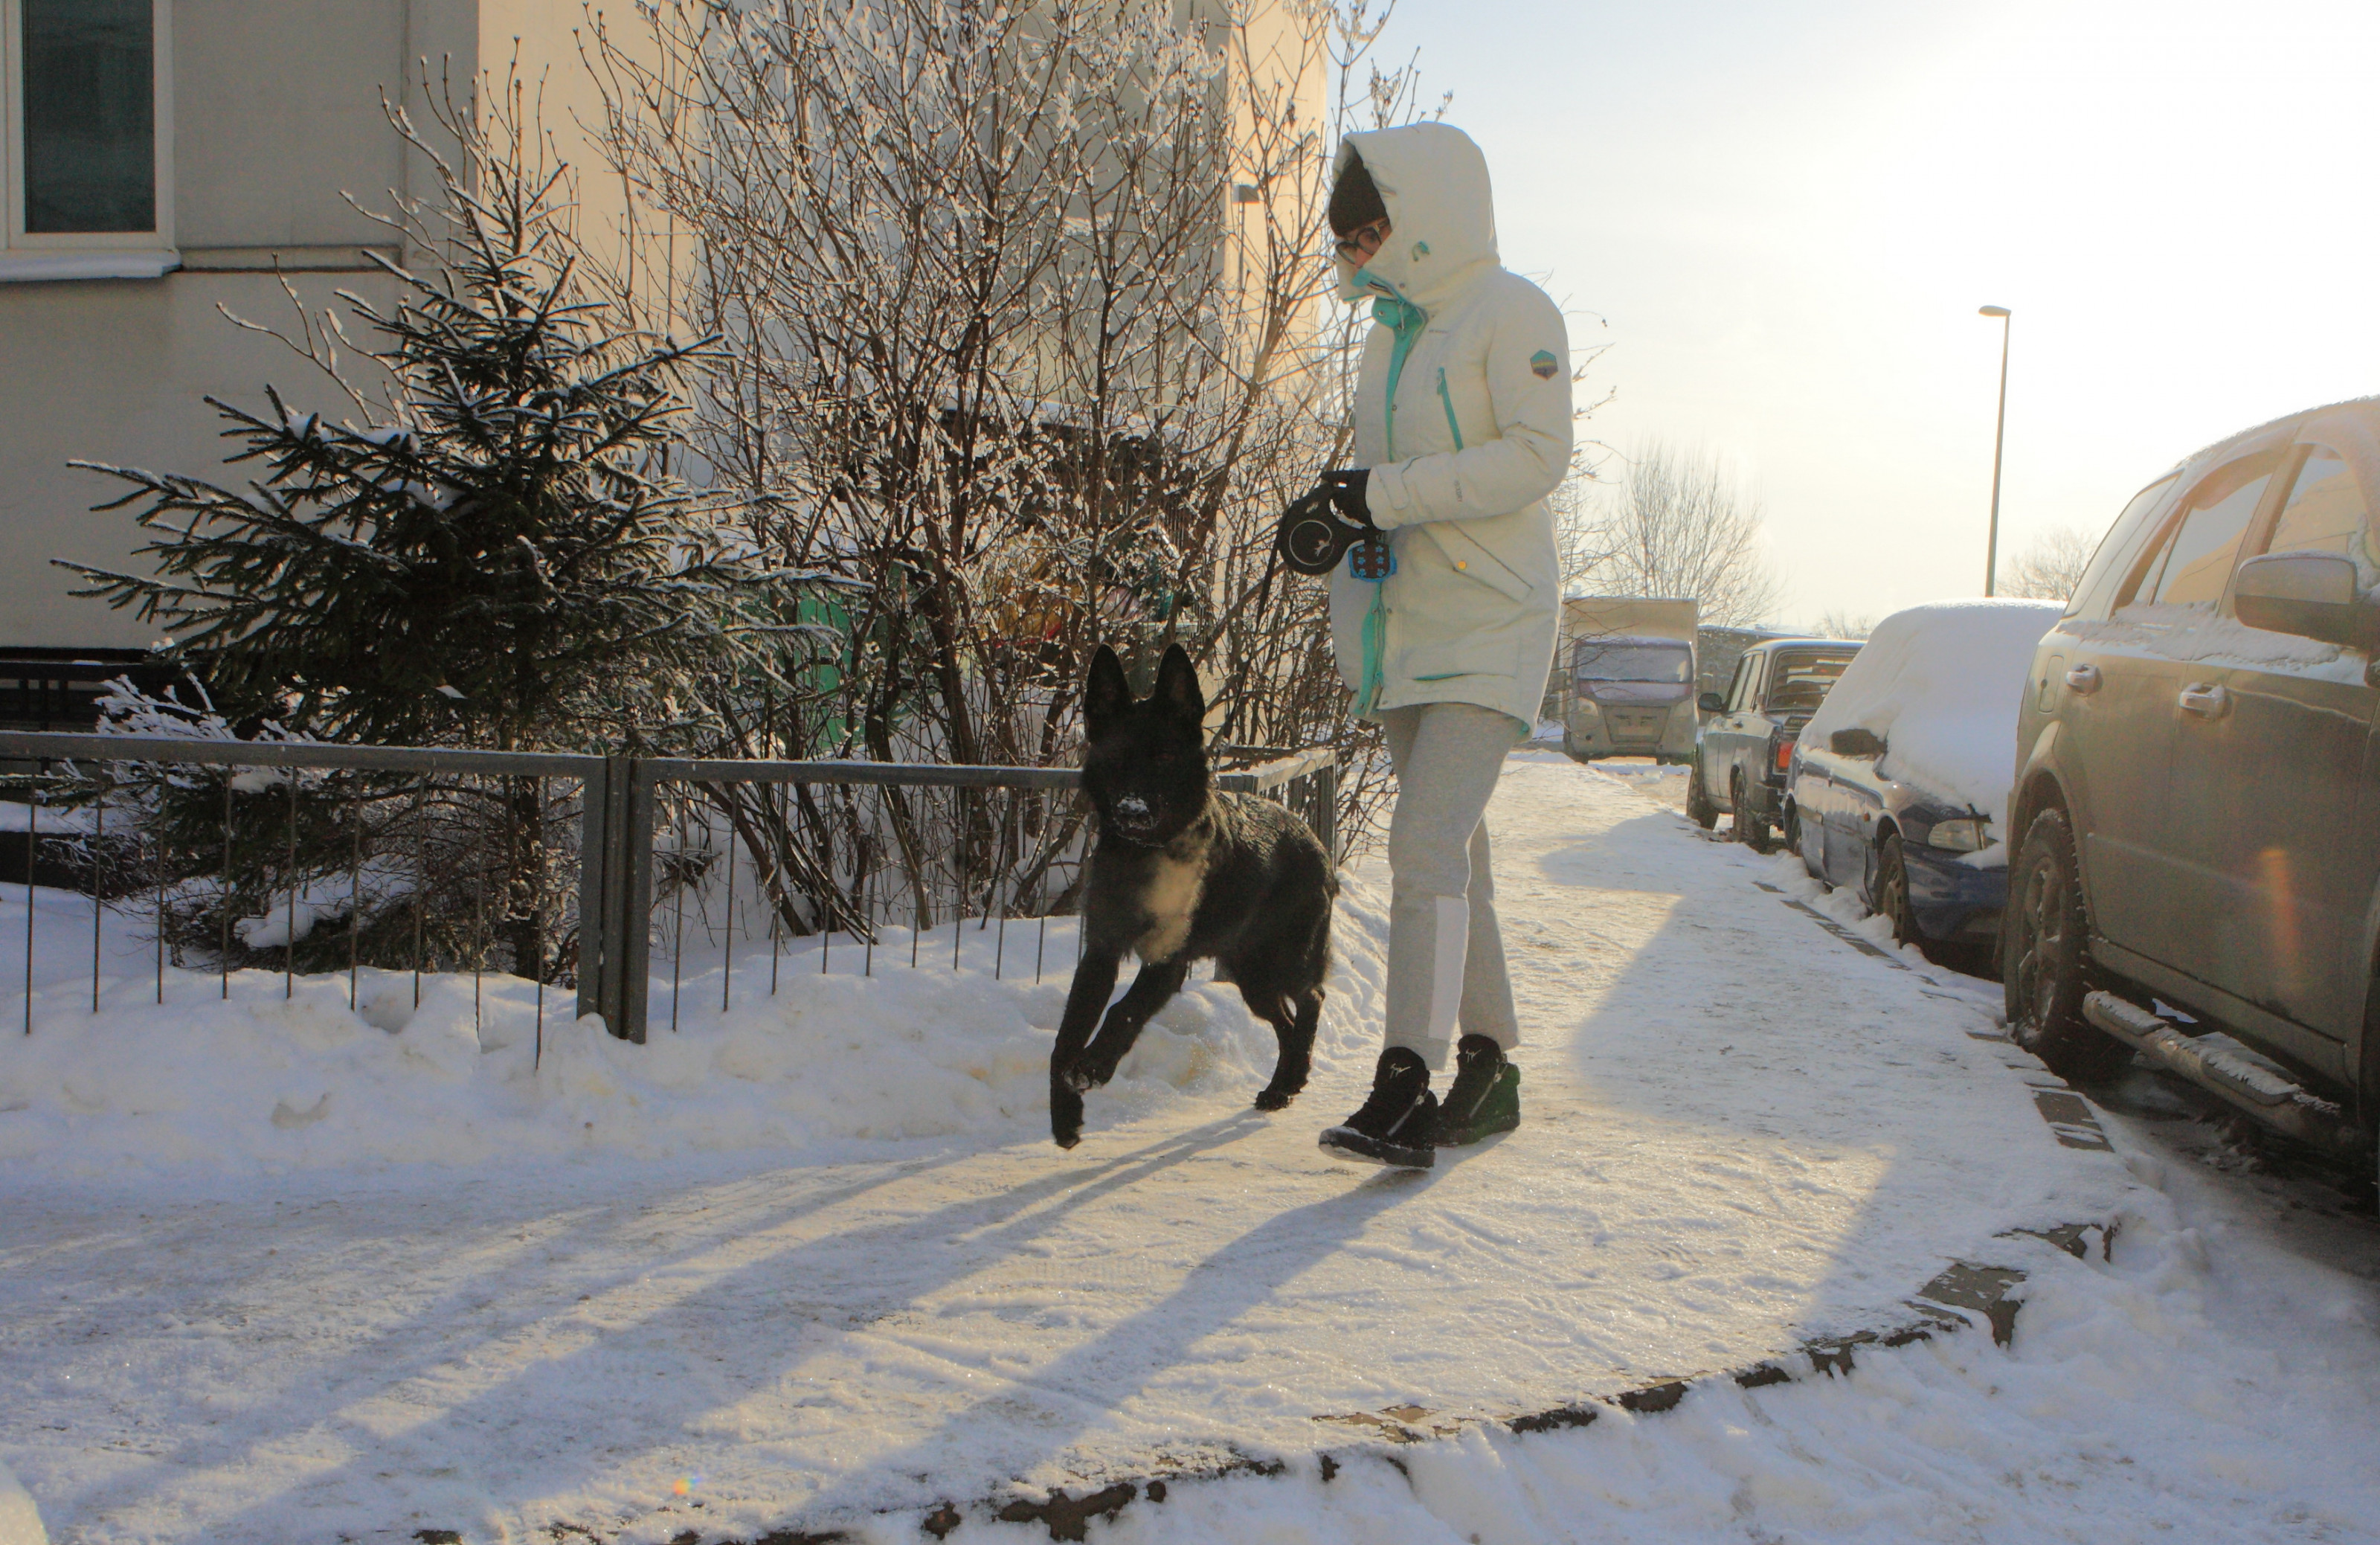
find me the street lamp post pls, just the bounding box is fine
[1979,305,2011,597]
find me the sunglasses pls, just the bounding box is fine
[1334,219,1391,260]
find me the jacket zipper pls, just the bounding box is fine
[1436,367,1464,450]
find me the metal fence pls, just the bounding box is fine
[1,731,1337,1044]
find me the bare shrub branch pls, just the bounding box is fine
[579,0,1447,884]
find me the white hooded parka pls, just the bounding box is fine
[1328,123,1573,734]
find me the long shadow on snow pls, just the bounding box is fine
[1525,795,2079,1373]
[792,1163,1427,1527]
[31,1115,1267,1538]
[0,1143,986,1527]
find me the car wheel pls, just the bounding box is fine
[2001,808,2132,1080]
[1732,772,1773,853]
[1875,833,1920,948]
[1783,803,1803,858]
[1686,760,1719,829]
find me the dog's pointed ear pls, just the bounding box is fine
[1154,643,1204,726]
[1084,645,1132,739]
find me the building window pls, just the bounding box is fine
[2,0,173,277]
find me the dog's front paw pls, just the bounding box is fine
[1051,1048,1093,1093]
[1070,1041,1127,1091]
[1050,1081,1085,1149]
[1252,1085,1298,1112]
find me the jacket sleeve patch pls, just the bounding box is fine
[1529,350,1560,380]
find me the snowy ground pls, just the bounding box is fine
[1,756,2374,1544]
[1589,757,1688,812]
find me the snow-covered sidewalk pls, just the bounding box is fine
[2,757,2369,1544]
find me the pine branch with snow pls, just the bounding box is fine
[58,74,818,757]
[40,69,835,984]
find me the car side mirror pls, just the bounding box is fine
[2233,551,2373,649]
[1696,691,1726,713]
[1830,727,1885,758]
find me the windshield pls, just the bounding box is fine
[1763,649,1856,714]
[1574,643,1692,684]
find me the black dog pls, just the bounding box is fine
[1049,643,1336,1149]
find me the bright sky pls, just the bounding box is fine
[1375,0,2380,628]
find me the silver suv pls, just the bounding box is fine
[2004,396,2380,1177]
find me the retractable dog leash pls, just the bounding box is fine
[1273,486,1395,712]
[1276,487,1392,578]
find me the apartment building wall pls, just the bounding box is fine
[0,0,1325,664]
[0,0,602,655]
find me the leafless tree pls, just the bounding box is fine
[2001,525,2096,603]
[1812,609,1875,640]
[1550,473,1612,600]
[1570,439,1781,626]
[579,0,1447,915]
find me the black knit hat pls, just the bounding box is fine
[1328,152,1389,238]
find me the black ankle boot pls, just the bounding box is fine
[1319,1048,1438,1169]
[1433,1034,1521,1147]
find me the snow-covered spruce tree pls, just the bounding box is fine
[62,97,782,752]
[55,79,805,983]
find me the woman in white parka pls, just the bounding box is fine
[1308,123,1573,1169]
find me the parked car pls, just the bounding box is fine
[2004,394,2380,1176]
[1696,624,1792,707]
[1788,600,2063,966]
[1687,636,1862,847]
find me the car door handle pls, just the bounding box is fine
[2178,683,2231,719]
[2064,664,2101,695]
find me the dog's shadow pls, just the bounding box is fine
[798,1127,1434,1523]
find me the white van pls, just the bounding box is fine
[1562,631,1699,762]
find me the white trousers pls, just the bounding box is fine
[1378,702,1519,1066]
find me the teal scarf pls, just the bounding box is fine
[1371,289,1428,460]
[1353,273,1428,716]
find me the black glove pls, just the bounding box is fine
[1276,491,1358,576]
[1276,471,1380,576]
[1322,469,1372,527]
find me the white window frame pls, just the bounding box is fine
[0,0,176,280]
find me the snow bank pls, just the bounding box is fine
[0,878,1389,1177]
[0,1459,46,1545]
[1801,599,2062,829]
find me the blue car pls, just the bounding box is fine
[1783,600,2065,969]
[1789,727,2006,961]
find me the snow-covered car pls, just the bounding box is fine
[1788,600,2062,962]
[2004,396,2380,1174]
[1687,637,1861,849]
